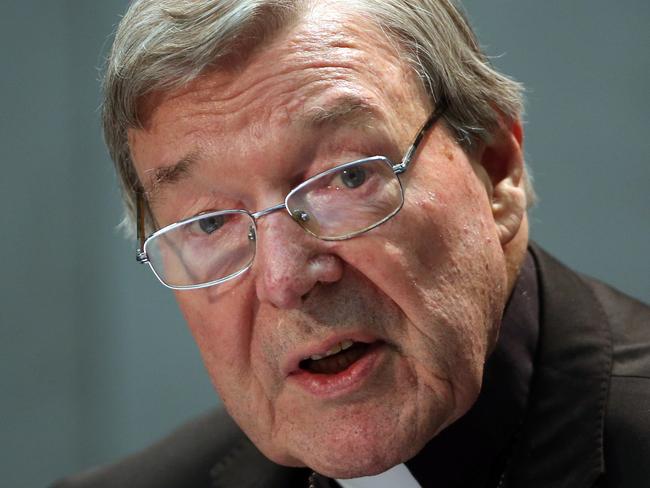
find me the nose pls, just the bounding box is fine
[254,211,344,309]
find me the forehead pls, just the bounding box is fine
[137,9,421,124]
[130,6,428,194]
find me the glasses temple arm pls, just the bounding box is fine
[394,98,448,175]
[136,192,149,263]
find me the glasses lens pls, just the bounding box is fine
[144,210,256,288]
[286,157,404,239]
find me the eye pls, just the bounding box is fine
[197,214,226,234]
[340,166,367,188]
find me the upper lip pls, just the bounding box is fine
[282,332,382,376]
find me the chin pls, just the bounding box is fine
[305,440,415,479]
[286,408,444,479]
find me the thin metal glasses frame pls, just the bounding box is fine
[135,99,447,290]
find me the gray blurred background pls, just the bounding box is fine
[1,1,647,486]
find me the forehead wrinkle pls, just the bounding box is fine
[140,14,399,138]
[171,21,384,119]
[202,63,372,123]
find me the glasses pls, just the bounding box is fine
[136,100,447,290]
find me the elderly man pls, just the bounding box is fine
[55,0,649,487]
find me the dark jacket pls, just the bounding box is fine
[52,246,650,487]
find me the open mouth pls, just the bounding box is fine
[298,341,373,375]
[288,338,386,397]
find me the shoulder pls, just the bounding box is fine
[584,278,650,486]
[50,408,246,488]
[585,277,650,378]
[530,244,649,379]
[51,407,310,488]
[531,244,650,487]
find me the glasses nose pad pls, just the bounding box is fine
[248,224,256,242]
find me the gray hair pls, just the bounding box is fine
[102,0,532,233]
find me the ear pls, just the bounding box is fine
[477,117,527,246]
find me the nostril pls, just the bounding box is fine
[301,287,318,303]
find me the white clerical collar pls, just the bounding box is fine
[336,463,421,488]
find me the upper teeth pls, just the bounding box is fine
[309,340,354,360]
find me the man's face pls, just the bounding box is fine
[129,7,515,478]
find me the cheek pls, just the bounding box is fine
[175,283,290,452]
[406,150,503,282]
[174,283,257,390]
[335,154,506,402]
[343,157,501,318]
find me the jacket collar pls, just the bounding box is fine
[506,244,613,487]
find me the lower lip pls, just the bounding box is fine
[288,342,386,398]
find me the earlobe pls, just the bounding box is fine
[479,118,527,246]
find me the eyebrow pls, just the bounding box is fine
[143,153,197,200]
